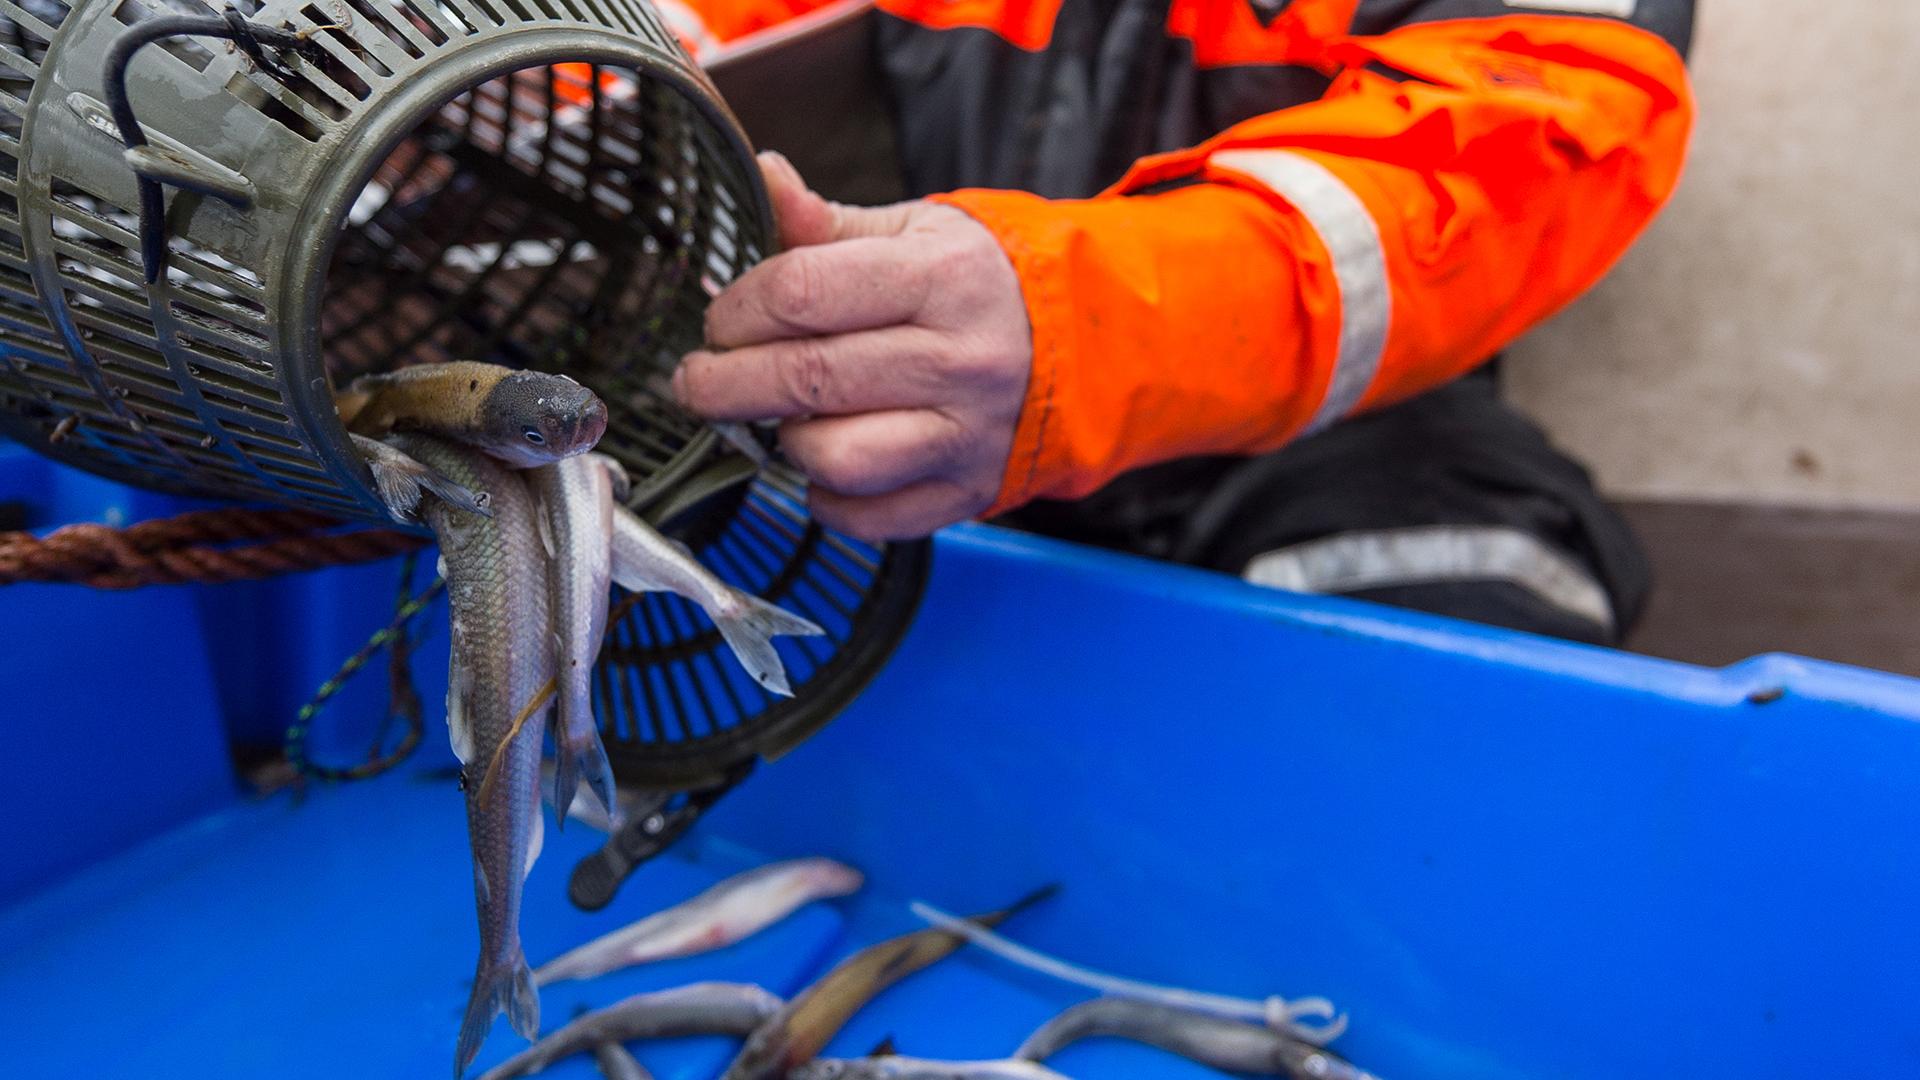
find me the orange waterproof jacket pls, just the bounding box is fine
[670,0,1695,515]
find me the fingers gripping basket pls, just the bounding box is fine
[0,0,929,787]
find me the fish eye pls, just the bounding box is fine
[522,426,545,445]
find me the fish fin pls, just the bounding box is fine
[455,949,541,1076]
[590,453,632,502]
[552,721,619,834]
[472,858,490,906]
[358,436,424,522]
[447,656,476,765]
[867,1036,896,1058]
[534,490,558,561]
[548,758,577,833]
[359,433,492,520]
[713,591,826,698]
[525,803,544,880]
[414,465,493,520]
[507,949,540,1040]
[577,739,619,831]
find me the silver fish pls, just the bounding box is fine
[1016,999,1378,1080]
[592,1041,654,1080]
[355,433,491,523]
[402,435,554,1077]
[534,858,865,986]
[475,982,785,1080]
[529,452,627,827]
[792,1058,1071,1080]
[609,505,824,696]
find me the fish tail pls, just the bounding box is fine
[714,591,825,697]
[507,952,540,1039]
[550,709,619,833]
[455,947,541,1076]
[999,883,1061,921]
[549,720,581,834]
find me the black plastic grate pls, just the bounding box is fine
[601,466,931,789]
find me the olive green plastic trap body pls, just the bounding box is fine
[0,0,927,787]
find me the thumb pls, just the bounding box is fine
[758,150,913,248]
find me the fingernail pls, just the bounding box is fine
[758,150,800,187]
[670,361,693,408]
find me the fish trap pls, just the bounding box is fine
[0,0,927,786]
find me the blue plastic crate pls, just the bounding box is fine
[4,455,1917,1079]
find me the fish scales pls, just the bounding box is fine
[475,983,785,1080]
[529,454,623,826]
[592,1041,654,1080]
[400,434,554,1077]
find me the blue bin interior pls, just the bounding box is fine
[5,446,1919,1079]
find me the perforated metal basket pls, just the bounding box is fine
[0,0,928,786]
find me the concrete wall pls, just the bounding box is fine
[1504,0,1920,511]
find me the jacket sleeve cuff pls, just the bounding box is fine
[931,186,1341,518]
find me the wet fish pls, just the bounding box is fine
[792,1058,1070,1080]
[592,1041,654,1080]
[355,433,491,522]
[1015,999,1378,1080]
[534,857,866,986]
[539,762,652,833]
[341,361,608,468]
[720,887,1058,1080]
[401,435,555,1077]
[529,452,627,827]
[475,982,785,1080]
[609,504,824,696]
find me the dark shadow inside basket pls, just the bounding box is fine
[318,60,765,508]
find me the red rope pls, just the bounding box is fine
[0,508,427,589]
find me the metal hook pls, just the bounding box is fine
[100,8,326,282]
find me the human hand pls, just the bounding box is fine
[671,152,1032,540]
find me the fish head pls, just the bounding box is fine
[481,371,609,466]
[801,859,866,899]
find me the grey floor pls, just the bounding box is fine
[1621,501,1920,678]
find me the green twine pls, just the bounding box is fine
[284,552,445,782]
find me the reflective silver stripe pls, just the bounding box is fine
[1243,525,1615,631]
[1210,149,1391,434]
[1503,0,1636,16]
